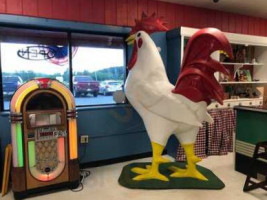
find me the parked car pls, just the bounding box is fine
[99,80,123,96]
[73,76,99,97]
[3,76,23,98]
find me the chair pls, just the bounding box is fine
[243,141,267,192]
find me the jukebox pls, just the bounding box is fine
[10,78,80,199]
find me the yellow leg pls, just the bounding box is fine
[131,142,169,181]
[169,143,208,181]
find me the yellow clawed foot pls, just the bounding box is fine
[133,171,169,181]
[132,142,170,181]
[131,165,151,175]
[168,166,187,174]
[131,156,170,175]
[169,166,208,181]
[169,143,208,181]
[132,165,169,181]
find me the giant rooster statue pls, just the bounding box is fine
[124,13,233,182]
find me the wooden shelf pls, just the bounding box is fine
[220,62,264,66]
[208,97,263,109]
[223,98,263,102]
[220,81,267,84]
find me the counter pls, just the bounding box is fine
[235,106,267,177]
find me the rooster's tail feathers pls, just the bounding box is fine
[173,28,233,105]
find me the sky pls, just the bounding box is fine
[1,43,125,75]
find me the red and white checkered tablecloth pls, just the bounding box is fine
[176,108,236,161]
[222,108,236,153]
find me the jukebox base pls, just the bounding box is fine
[12,159,80,200]
[13,180,80,200]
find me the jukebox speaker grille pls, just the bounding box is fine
[28,127,66,182]
[35,140,58,173]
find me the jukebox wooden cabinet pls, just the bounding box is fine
[10,78,80,199]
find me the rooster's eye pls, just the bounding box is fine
[137,32,141,37]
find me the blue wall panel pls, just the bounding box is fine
[79,130,150,163]
[76,106,151,163]
[166,28,181,85]
[77,106,145,138]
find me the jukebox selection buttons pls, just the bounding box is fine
[35,127,67,141]
[53,130,67,138]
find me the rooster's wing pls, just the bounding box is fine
[132,80,206,127]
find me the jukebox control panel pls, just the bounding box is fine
[26,111,68,182]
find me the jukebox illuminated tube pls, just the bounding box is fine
[11,124,18,167]
[16,123,24,167]
[58,137,65,162]
[28,141,36,168]
[69,119,78,159]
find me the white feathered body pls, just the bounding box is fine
[125,31,213,146]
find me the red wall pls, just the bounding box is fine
[1,0,267,36]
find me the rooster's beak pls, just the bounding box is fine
[126,34,135,45]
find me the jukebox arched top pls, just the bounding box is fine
[10,78,75,113]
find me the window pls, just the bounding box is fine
[72,33,126,106]
[0,27,127,110]
[0,28,69,110]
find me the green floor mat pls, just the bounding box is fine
[118,162,225,190]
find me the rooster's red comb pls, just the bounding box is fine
[130,12,169,35]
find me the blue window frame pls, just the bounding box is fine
[0,16,129,111]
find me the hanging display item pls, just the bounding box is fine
[10,78,79,199]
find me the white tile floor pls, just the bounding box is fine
[3,153,267,200]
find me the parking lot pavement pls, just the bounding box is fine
[75,95,116,106]
[4,95,116,110]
